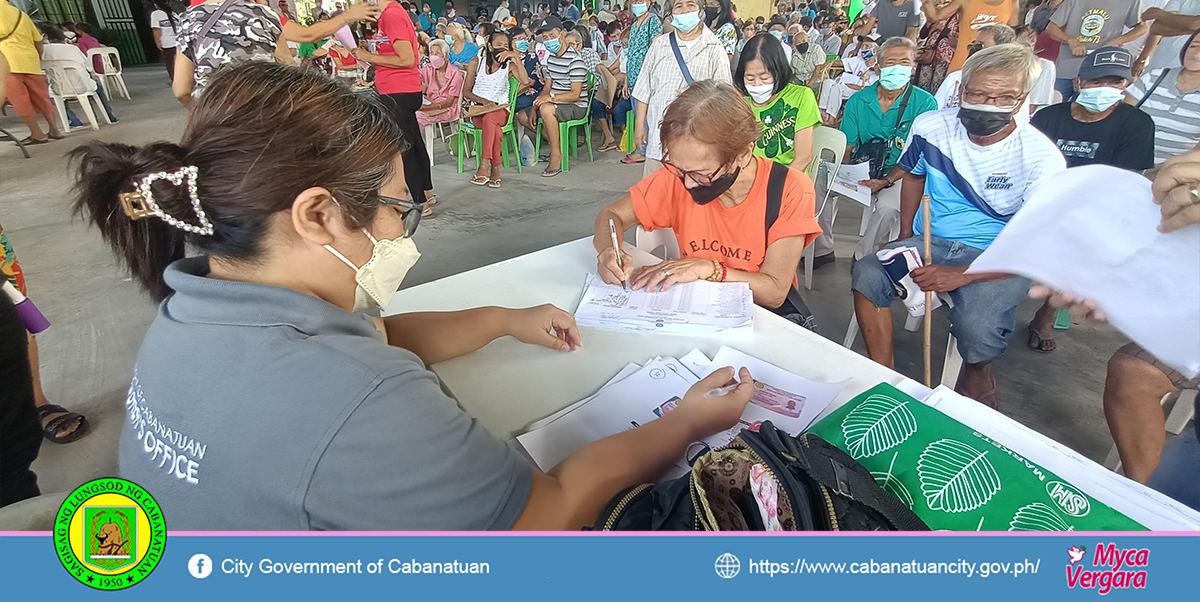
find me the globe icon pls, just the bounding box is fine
[714,553,741,579]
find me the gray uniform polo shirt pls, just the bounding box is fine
[118,257,532,530]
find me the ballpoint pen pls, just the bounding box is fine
[609,218,628,291]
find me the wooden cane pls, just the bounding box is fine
[922,195,933,388]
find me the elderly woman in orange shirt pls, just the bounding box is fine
[592,80,822,328]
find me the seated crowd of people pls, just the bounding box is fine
[1,0,1197,525]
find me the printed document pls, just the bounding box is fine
[573,273,754,334]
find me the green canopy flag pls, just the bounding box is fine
[848,0,864,23]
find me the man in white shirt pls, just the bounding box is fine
[149,2,180,82]
[817,36,879,121]
[492,0,512,22]
[852,44,1066,408]
[597,1,618,22]
[1014,24,1057,113]
[934,24,1033,124]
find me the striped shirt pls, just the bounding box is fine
[631,28,734,160]
[897,108,1066,249]
[544,47,589,108]
[1127,68,1200,165]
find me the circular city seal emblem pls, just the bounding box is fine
[54,478,166,590]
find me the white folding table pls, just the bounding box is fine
[386,237,1200,530]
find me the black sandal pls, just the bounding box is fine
[16,136,49,146]
[35,403,90,444]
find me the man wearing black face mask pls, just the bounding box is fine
[849,44,1066,409]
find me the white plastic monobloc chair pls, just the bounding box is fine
[86,47,130,100]
[801,125,847,289]
[634,225,680,260]
[42,59,111,131]
[843,299,963,389]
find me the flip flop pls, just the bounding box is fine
[47,133,65,140]
[35,403,90,444]
[470,175,489,185]
[621,155,644,164]
[541,168,562,177]
[487,178,502,189]
[1027,325,1057,353]
[17,136,49,146]
[598,142,618,152]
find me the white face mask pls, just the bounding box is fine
[745,82,775,104]
[324,230,421,312]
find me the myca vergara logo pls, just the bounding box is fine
[54,478,166,590]
[1065,543,1148,595]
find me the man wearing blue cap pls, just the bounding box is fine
[1030,46,1154,172]
[1025,46,1154,353]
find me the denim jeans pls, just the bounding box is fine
[66,91,117,126]
[851,235,1032,364]
[1146,397,1200,511]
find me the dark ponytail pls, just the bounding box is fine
[70,142,191,302]
[71,62,405,303]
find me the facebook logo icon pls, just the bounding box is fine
[188,553,213,579]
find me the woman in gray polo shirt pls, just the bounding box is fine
[70,62,755,531]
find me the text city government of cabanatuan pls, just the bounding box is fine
[220,558,491,577]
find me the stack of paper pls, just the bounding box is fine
[829,161,872,206]
[516,347,849,479]
[573,273,754,335]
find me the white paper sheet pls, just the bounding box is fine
[679,348,714,380]
[921,386,1200,531]
[524,362,642,431]
[829,161,873,206]
[709,346,850,434]
[516,358,700,471]
[968,165,1200,378]
[573,273,754,335]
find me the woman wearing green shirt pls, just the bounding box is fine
[735,34,822,172]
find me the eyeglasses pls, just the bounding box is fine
[379,195,423,238]
[961,89,1024,107]
[662,157,726,187]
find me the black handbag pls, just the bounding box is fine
[849,83,914,180]
[591,422,930,531]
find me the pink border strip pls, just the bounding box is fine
[2,531,1197,537]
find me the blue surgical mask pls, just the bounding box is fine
[770,30,784,40]
[515,39,530,52]
[861,49,874,61]
[544,37,562,53]
[672,9,702,32]
[631,2,647,16]
[1075,86,1124,113]
[444,34,454,43]
[878,65,912,90]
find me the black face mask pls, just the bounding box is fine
[796,42,809,53]
[704,6,720,21]
[957,106,1012,137]
[967,41,984,57]
[688,168,741,204]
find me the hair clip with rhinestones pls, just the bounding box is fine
[118,166,214,236]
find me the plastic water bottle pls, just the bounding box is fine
[520,134,536,166]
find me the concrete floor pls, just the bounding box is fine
[0,66,1137,528]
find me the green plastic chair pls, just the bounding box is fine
[457,77,523,174]
[535,72,598,172]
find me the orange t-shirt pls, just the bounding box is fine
[630,156,821,279]
[948,0,1014,72]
